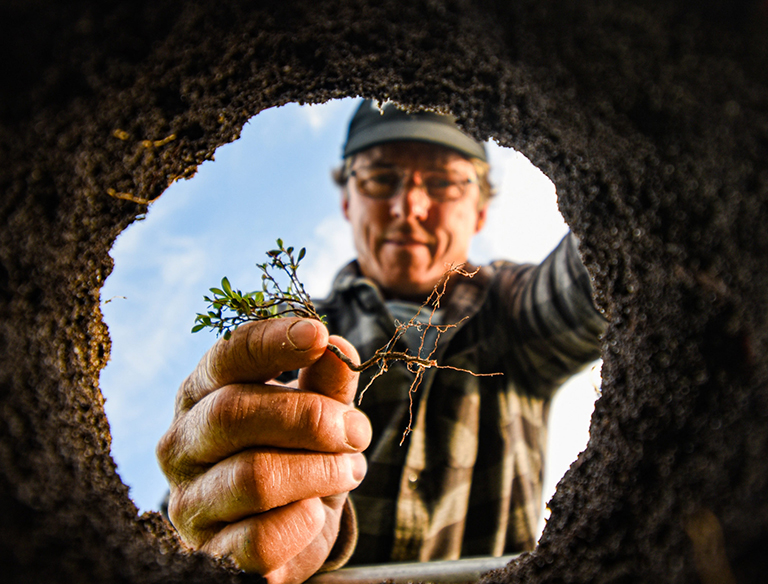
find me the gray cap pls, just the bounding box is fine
[343,100,486,161]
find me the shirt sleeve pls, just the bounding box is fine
[501,232,607,398]
[317,497,359,573]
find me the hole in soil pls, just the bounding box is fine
[100,98,601,543]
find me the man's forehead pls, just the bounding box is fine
[352,141,470,165]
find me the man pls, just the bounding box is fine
[157,100,606,584]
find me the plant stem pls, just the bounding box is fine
[325,342,437,372]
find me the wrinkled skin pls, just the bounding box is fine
[157,318,372,584]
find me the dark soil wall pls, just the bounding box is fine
[1,1,766,582]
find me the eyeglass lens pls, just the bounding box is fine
[351,168,474,202]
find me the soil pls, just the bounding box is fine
[1,1,766,582]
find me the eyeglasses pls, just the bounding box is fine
[348,166,478,202]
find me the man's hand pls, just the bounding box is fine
[157,318,371,584]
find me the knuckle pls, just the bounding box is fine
[166,488,186,530]
[291,394,351,452]
[166,488,207,545]
[205,387,237,438]
[156,424,173,461]
[156,423,191,483]
[243,321,272,369]
[297,394,326,437]
[205,339,230,388]
[296,393,347,446]
[177,345,223,413]
[291,498,327,540]
[324,453,354,488]
[202,386,252,456]
[232,451,280,511]
[175,373,198,414]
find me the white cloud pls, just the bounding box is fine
[158,238,211,288]
[301,215,356,298]
[472,143,568,265]
[101,231,215,451]
[296,99,354,134]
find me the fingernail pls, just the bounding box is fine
[287,320,318,351]
[344,410,370,451]
[350,453,367,483]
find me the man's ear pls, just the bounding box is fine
[341,189,351,221]
[475,204,488,233]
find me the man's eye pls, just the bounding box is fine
[425,176,454,189]
[369,173,399,186]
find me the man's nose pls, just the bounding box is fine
[391,176,431,220]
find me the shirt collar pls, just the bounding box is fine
[330,259,494,324]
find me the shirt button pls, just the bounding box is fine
[407,472,419,489]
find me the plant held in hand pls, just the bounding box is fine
[194,239,499,439]
[192,239,323,340]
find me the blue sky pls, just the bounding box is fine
[99,98,600,536]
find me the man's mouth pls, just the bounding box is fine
[382,229,434,248]
[385,237,429,246]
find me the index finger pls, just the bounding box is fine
[176,318,329,413]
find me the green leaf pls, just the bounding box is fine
[298,248,306,261]
[210,287,226,297]
[222,277,232,296]
[191,324,206,333]
[276,238,284,248]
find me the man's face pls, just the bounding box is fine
[341,141,487,299]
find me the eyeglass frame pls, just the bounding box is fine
[347,165,480,203]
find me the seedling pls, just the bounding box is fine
[194,239,499,440]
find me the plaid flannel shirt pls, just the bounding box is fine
[316,233,606,565]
